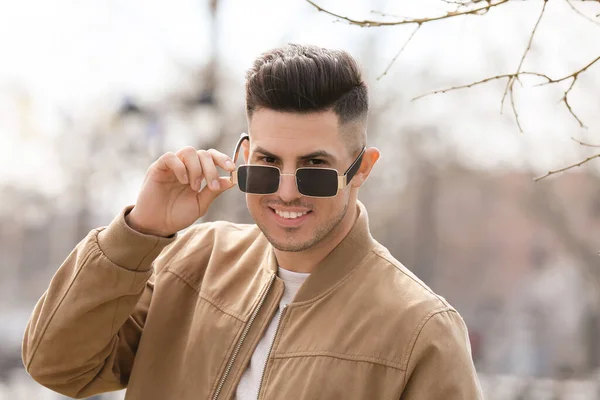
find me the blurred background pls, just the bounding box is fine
[1,0,600,398]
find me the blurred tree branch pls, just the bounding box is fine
[378,24,421,80]
[307,0,600,179]
[565,0,600,26]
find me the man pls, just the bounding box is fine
[22,44,482,399]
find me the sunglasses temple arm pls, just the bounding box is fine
[338,147,366,190]
[231,136,245,164]
[228,133,249,184]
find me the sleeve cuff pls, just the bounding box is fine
[97,206,177,272]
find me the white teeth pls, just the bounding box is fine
[275,210,308,219]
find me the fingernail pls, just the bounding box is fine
[195,178,202,190]
[182,174,189,184]
[225,161,235,170]
[211,180,220,190]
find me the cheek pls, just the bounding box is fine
[315,195,346,214]
[246,195,271,216]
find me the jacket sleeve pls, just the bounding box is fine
[22,207,176,399]
[400,308,483,399]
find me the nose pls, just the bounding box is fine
[277,173,301,202]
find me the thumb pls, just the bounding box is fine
[196,176,235,213]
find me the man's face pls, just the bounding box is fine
[245,109,359,252]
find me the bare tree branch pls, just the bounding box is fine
[305,0,512,28]
[565,0,600,27]
[414,55,599,129]
[498,0,548,132]
[537,55,600,127]
[509,84,524,132]
[412,71,551,100]
[536,55,600,85]
[504,0,548,90]
[572,137,600,147]
[534,153,600,181]
[377,24,422,80]
[561,78,586,127]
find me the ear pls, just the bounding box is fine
[350,147,380,189]
[242,140,250,164]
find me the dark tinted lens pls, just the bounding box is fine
[237,165,280,194]
[296,168,338,197]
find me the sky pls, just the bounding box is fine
[0,0,599,200]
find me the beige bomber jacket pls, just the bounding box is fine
[22,202,483,399]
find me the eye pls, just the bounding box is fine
[257,156,277,164]
[307,159,327,166]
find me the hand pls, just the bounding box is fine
[126,147,236,237]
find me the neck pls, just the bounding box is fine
[273,200,358,274]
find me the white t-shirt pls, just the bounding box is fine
[235,267,310,400]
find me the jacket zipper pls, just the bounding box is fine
[256,304,288,400]
[212,274,276,400]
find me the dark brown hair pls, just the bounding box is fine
[245,44,368,133]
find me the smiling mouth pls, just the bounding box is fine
[268,206,313,220]
[273,209,310,219]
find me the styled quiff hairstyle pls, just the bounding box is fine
[245,44,368,149]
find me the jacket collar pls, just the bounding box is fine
[262,201,377,303]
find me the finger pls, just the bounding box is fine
[177,146,203,191]
[196,177,234,212]
[206,148,236,172]
[197,150,220,192]
[155,152,188,185]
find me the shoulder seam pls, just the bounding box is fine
[401,308,457,383]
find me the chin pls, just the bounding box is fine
[260,222,316,252]
[269,240,313,253]
[264,228,324,252]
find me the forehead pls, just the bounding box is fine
[248,109,344,155]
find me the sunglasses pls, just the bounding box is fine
[229,133,366,198]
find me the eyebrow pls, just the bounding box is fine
[253,146,337,162]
